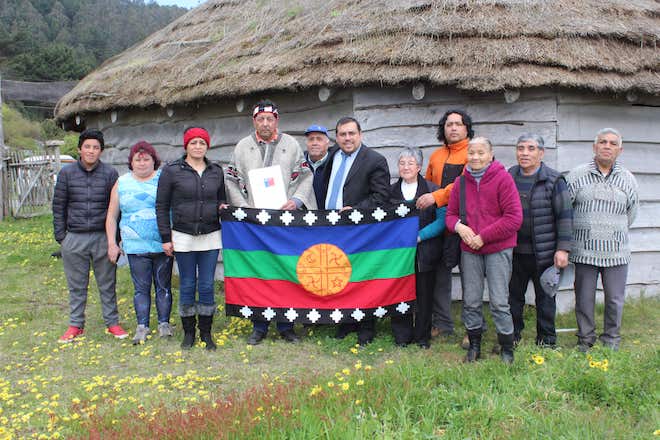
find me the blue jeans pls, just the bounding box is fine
[128,253,174,327]
[175,249,219,314]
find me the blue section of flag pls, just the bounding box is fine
[222,216,418,256]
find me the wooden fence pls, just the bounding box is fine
[1,144,63,218]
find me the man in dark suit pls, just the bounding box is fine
[321,116,391,345]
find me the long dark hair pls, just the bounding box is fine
[436,109,474,143]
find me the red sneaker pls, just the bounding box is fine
[59,326,84,343]
[107,324,128,339]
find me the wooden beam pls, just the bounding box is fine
[0,75,5,221]
[0,79,76,105]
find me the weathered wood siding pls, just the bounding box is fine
[555,91,660,311]
[354,86,558,177]
[353,86,659,313]
[90,89,353,174]
[88,85,659,313]
[1,80,76,104]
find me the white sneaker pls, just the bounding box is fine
[158,322,174,338]
[132,325,150,345]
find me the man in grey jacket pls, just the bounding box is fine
[53,129,127,342]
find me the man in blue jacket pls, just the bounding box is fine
[53,129,127,342]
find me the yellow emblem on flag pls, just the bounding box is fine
[296,243,352,296]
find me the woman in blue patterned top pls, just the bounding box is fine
[106,141,174,345]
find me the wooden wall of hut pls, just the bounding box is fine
[85,85,660,312]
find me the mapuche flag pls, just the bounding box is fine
[221,205,418,324]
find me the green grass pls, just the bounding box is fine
[0,215,658,439]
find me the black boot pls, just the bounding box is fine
[180,315,196,349]
[498,333,515,364]
[465,328,482,362]
[197,315,216,351]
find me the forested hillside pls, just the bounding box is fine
[0,0,187,81]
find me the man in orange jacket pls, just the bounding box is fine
[416,109,473,342]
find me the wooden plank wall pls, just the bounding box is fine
[354,86,659,313]
[1,80,76,104]
[88,89,353,175]
[354,86,558,176]
[555,91,660,311]
[87,85,659,313]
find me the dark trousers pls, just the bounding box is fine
[574,263,628,347]
[508,253,556,344]
[391,270,435,344]
[338,320,375,342]
[252,320,293,335]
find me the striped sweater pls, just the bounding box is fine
[566,160,638,267]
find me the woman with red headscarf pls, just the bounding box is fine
[156,127,226,350]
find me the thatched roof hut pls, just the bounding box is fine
[55,0,659,122]
[54,0,660,309]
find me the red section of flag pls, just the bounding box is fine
[225,275,416,309]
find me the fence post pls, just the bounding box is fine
[45,140,64,175]
[0,74,6,221]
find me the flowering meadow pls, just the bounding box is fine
[0,216,658,439]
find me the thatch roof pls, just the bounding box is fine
[55,0,660,122]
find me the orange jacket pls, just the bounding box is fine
[424,138,469,207]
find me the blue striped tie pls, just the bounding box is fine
[327,152,348,209]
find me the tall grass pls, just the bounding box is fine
[0,216,658,439]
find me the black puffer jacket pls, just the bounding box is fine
[156,156,226,243]
[52,160,118,243]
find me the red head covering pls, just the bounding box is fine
[183,127,211,149]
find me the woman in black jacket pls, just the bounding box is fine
[156,127,225,350]
[389,147,446,349]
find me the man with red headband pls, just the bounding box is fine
[226,99,315,345]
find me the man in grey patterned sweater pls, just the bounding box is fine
[566,128,639,352]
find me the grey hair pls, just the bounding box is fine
[595,128,623,148]
[516,133,545,149]
[468,136,493,151]
[398,147,423,167]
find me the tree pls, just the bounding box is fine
[0,0,187,81]
[8,43,95,80]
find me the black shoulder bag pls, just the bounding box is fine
[442,175,466,269]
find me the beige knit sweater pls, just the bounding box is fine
[225,133,316,209]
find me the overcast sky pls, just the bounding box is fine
[152,0,202,8]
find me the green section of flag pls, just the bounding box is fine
[224,247,415,283]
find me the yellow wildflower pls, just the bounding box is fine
[531,354,545,365]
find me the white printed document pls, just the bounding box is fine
[248,165,287,209]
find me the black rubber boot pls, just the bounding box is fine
[465,329,482,362]
[498,333,515,364]
[180,315,196,349]
[197,315,217,351]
